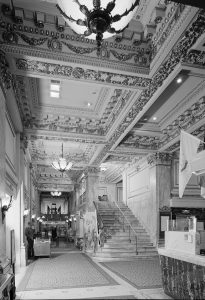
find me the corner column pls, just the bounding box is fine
[147,152,172,245]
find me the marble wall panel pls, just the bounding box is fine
[125,166,158,245]
[159,254,205,299]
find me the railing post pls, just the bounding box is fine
[135,236,138,255]
[123,215,125,232]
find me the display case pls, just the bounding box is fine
[34,238,51,257]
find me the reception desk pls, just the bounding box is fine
[158,248,205,299]
[34,239,51,257]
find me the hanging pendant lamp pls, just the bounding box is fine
[56,0,139,55]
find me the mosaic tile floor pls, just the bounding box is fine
[101,258,162,289]
[17,253,117,291]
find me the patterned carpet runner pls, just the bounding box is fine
[101,257,162,289]
[17,253,118,291]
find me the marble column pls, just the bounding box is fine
[147,152,172,245]
[85,167,100,212]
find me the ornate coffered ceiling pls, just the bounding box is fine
[0,0,205,188]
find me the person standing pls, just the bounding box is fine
[25,222,34,258]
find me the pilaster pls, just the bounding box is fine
[84,167,100,212]
[147,152,173,244]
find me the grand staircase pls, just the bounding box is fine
[93,200,158,261]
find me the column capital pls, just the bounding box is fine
[20,133,28,152]
[147,152,173,167]
[84,166,100,175]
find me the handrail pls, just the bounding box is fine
[93,201,104,229]
[113,201,137,235]
[113,200,138,254]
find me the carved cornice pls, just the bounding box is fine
[15,58,150,89]
[37,183,74,192]
[119,134,160,150]
[84,166,100,175]
[151,3,185,60]
[0,49,12,89]
[0,17,150,73]
[105,155,132,163]
[147,152,173,166]
[0,42,149,75]
[159,80,205,129]
[160,96,205,147]
[93,11,205,165]
[165,123,205,153]
[150,6,198,73]
[183,49,205,66]
[27,133,106,145]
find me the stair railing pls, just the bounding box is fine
[93,201,104,230]
[113,201,138,255]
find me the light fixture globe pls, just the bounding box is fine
[56,0,139,55]
[51,191,62,197]
[52,158,73,172]
[51,143,73,174]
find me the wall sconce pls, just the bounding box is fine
[1,194,13,222]
[32,214,36,220]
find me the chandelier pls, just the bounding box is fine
[51,191,62,197]
[56,0,139,55]
[51,143,73,174]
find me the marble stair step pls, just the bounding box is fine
[103,242,153,248]
[94,250,158,258]
[91,254,159,262]
[101,246,156,252]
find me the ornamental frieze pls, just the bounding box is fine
[28,134,106,145]
[165,124,205,153]
[84,166,101,175]
[0,5,149,56]
[61,40,96,55]
[147,153,173,166]
[0,16,151,67]
[105,155,132,163]
[151,3,185,60]
[183,50,205,66]
[160,96,205,147]
[24,119,105,136]
[0,49,12,89]
[119,134,160,150]
[109,49,150,66]
[15,58,150,89]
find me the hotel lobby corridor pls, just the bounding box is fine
[1,1,205,299]
[15,248,171,300]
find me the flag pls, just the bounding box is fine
[179,130,201,198]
